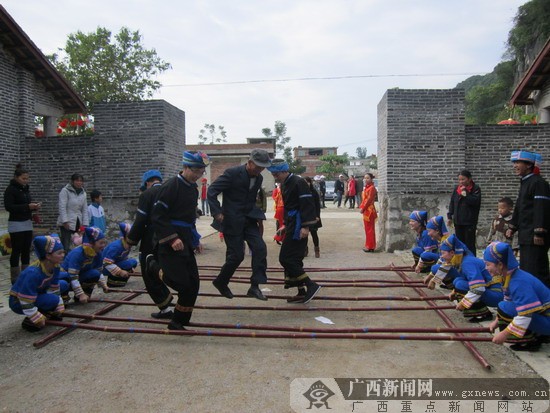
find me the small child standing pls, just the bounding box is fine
[88,189,106,233]
[486,197,518,252]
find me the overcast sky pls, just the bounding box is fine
[3,0,528,156]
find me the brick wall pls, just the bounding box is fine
[16,100,185,236]
[378,89,550,253]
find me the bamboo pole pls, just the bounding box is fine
[108,288,451,302]
[62,312,491,334]
[395,269,492,370]
[88,297,455,312]
[33,292,141,349]
[45,319,493,342]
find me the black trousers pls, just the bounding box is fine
[9,230,33,267]
[519,244,550,287]
[139,246,172,309]
[158,245,200,308]
[280,235,310,288]
[454,224,477,256]
[216,219,267,286]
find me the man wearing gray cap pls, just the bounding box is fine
[208,149,272,300]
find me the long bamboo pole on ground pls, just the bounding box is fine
[44,319,493,342]
[108,288,451,302]
[33,292,141,349]
[88,297,455,312]
[395,269,492,370]
[62,312,491,335]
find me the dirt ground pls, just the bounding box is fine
[0,205,548,413]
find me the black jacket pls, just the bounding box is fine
[509,173,550,246]
[207,164,265,235]
[447,183,481,226]
[127,182,162,254]
[4,179,33,222]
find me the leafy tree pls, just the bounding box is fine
[356,147,368,159]
[506,0,550,66]
[317,154,349,178]
[262,120,291,156]
[198,124,228,144]
[48,27,171,110]
[458,61,517,124]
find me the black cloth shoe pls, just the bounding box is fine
[45,312,63,321]
[287,289,307,303]
[167,321,188,330]
[212,280,233,299]
[302,284,322,304]
[510,339,541,352]
[151,310,174,319]
[21,317,41,332]
[247,285,268,301]
[468,313,493,323]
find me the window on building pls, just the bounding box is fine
[298,150,306,157]
[308,149,322,156]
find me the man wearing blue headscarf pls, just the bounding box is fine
[506,150,550,287]
[151,151,210,330]
[408,211,438,271]
[268,159,322,303]
[127,169,174,319]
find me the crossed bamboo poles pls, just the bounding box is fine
[33,264,494,369]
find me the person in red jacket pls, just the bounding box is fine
[360,173,377,252]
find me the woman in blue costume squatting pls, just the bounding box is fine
[440,235,503,322]
[59,226,108,303]
[9,235,68,332]
[102,222,138,288]
[485,241,550,351]
[408,211,438,272]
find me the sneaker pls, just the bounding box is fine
[287,288,307,303]
[151,310,174,319]
[302,284,322,304]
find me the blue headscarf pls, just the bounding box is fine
[483,242,519,275]
[267,159,289,173]
[83,227,105,244]
[440,234,471,256]
[119,222,131,237]
[33,235,64,260]
[510,150,537,164]
[182,151,210,168]
[426,216,448,236]
[409,211,428,226]
[140,169,163,191]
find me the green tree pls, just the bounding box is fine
[48,27,171,110]
[262,120,291,156]
[506,0,550,66]
[198,124,228,144]
[458,61,516,124]
[356,147,367,159]
[317,154,349,178]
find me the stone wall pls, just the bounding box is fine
[16,100,185,237]
[378,88,550,253]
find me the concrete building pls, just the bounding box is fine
[293,146,337,176]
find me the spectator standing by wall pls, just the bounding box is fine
[4,164,41,284]
[87,189,106,233]
[57,173,89,252]
[447,169,481,256]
